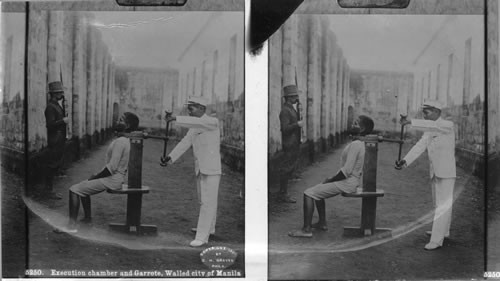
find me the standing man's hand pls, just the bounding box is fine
[395,159,406,170]
[400,119,411,126]
[160,156,172,166]
[62,117,69,123]
[297,120,304,127]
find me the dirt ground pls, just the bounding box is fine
[2,138,245,278]
[269,142,485,280]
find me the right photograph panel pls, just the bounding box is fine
[268,10,485,280]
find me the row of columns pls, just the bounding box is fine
[27,8,115,152]
[271,15,351,153]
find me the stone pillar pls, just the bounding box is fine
[72,13,87,139]
[306,16,321,143]
[27,8,49,151]
[463,38,472,105]
[320,19,331,150]
[102,52,110,131]
[329,34,338,145]
[211,50,219,105]
[436,63,442,103]
[95,36,104,136]
[446,53,454,107]
[487,0,499,154]
[47,11,63,83]
[281,15,296,88]
[86,26,97,140]
[201,59,208,99]
[336,50,344,141]
[344,64,350,132]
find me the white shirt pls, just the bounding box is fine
[169,114,222,175]
[403,118,456,178]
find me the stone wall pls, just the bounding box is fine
[114,66,179,129]
[350,70,414,134]
[269,14,351,173]
[174,12,244,171]
[488,0,500,189]
[0,12,26,173]
[1,8,116,179]
[406,15,485,176]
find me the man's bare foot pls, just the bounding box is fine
[311,222,328,231]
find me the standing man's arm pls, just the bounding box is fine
[402,134,431,167]
[45,106,65,129]
[175,116,218,130]
[279,109,299,134]
[409,119,454,134]
[168,130,194,163]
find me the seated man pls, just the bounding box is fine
[55,112,139,233]
[288,115,374,238]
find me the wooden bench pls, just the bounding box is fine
[107,184,157,235]
[342,189,385,198]
[106,185,150,195]
[342,189,391,237]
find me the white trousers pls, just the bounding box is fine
[430,176,455,246]
[195,173,221,243]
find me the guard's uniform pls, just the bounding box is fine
[403,118,456,246]
[279,103,301,180]
[70,136,130,196]
[45,99,67,186]
[168,114,221,243]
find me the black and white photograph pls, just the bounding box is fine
[1,0,245,278]
[266,1,487,279]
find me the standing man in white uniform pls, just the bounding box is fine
[395,100,456,250]
[164,96,221,247]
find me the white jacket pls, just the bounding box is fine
[403,118,456,179]
[169,114,222,175]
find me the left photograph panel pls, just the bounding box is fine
[1,1,244,278]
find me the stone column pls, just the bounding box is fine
[336,49,344,141]
[329,34,338,145]
[306,16,321,143]
[86,26,97,140]
[320,18,330,149]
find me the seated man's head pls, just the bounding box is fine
[115,112,139,133]
[186,96,208,118]
[422,100,442,121]
[351,115,374,136]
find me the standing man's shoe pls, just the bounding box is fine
[190,228,215,235]
[189,240,207,247]
[425,231,449,238]
[424,242,442,250]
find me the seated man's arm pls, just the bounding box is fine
[89,167,111,180]
[340,141,363,178]
[105,138,126,175]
